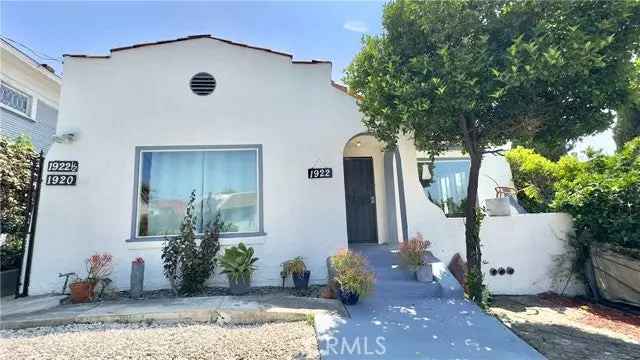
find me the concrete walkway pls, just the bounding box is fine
[1,294,345,330]
[316,245,543,359]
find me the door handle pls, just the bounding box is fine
[370,195,376,204]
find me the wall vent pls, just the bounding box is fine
[190,72,216,96]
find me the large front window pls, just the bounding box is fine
[418,159,470,217]
[134,146,262,239]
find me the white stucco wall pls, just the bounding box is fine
[29,38,369,294]
[399,137,580,295]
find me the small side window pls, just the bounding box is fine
[1,81,32,117]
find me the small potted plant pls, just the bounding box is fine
[399,233,433,282]
[331,249,374,305]
[219,243,258,295]
[130,257,145,299]
[283,257,310,289]
[69,252,113,303]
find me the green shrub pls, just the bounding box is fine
[506,147,558,212]
[506,146,585,213]
[0,135,37,236]
[161,190,223,295]
[332,249,374,298]
[219,243,258,283]
[553,137,640,256]
[508,139,640,282]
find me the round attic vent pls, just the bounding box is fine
[190,72,216,96]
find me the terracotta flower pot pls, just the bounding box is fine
[69,281,95,303]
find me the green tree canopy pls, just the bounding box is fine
[614,59,640,149]
[345,0,640,303]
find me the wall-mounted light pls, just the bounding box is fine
[356,140,362,147]
[52,131,78,144]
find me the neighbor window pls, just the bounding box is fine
[417,159,470,217]
[134,146,261,238]
[1,81,32,117]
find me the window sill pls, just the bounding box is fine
[126,232,268,250]
[0,104,35,122]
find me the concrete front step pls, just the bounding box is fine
[350,244,464,299]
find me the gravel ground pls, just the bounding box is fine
[490,295,640,360]
[0,321,319,360]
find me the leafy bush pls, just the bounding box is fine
[0,234,23,271]
[219,242,258,283]
[553,138,640,257]
[0,135,37,271]
[398,233,431,270]
[0,135,37,235]
[332,249,374,298]
[506,146,584,212]
[161,190,223,295]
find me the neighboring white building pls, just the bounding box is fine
[26,35,577,296]
[0,39,61,151]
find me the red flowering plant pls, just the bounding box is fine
[399,233,431,271]
[86,253,113,285]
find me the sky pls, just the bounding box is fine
[1,0,616,154]
[1,1,384,81]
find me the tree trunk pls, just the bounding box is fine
[458,115,485,303]
[464,151,483,276]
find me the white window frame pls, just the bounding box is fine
[129,144,265,242]
[0,80,36,120]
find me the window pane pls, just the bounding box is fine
[202,150,258,233]
[418,159,470,217]
[138,151,204,236]
[1,82,31,116]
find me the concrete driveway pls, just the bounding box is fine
[316,245,543,359]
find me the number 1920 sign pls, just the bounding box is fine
[46,174,77,186]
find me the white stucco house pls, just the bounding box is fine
[25,35,577,296]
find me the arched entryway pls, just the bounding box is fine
[343,134,407,245]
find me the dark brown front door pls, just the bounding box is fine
[344,157,378,244]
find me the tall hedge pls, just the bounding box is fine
[553,138,640,254]
[506,146,584,213]
[0,135,38,235]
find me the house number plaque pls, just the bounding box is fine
[47,160,79,172]
[46,174,77,186]
[308,168,332,179]
[46,160,79,186]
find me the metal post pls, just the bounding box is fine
[14,153,40,298]
[18,151,44,297]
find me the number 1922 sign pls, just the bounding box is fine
[308,168,332,179]
[47,160,78,172]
